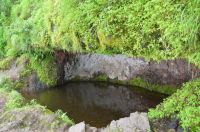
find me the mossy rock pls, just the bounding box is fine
[0,57,15,70]
[71,74,177,95]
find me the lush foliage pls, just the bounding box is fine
[29,54,58,86]
[0,0,200,62]
[148,79,200,131]
[0,0,200,130]
[0,0,200,85]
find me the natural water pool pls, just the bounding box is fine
[22,82,166,128]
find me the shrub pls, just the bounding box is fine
[55,110,74,125]
[5,90,24,110]
[0,0,199,63]
[148,79,200,131]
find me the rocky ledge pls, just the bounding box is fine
[20,53,200,94]
[0,94,150,132]
[61,53,200,94]
[70,112,150,132]
[0,53,194,131]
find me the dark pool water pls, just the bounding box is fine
[22,82,166,128]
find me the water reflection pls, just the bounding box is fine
[22,82,166,127]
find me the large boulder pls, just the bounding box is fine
[63,54,200,90]
[102,112,150,132]
[0,107,70,132]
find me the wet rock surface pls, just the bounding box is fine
[1,53,199,91]
[63,54,200,88]
[150,118,184,132]
[25,72,48,92]
[2,53,197,92]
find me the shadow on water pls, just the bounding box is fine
[22,82,167,128]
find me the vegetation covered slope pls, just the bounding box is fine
[149,78,200,131]
[0,0,200,63]
[0,0,200,131]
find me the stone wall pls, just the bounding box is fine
[62,54,200,92]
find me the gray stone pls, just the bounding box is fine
[102,112,150,132]
[0,61,24,83]
[1,53,199,92]
[86,125,98,132]
[0,95,6,113]
[25,72,48,92]
[64,54,148,81]
[63,54,200,89]
[69,122,86,132]
[0,107,69,132]
[150,117,184,132]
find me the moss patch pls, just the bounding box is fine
[0,57,15,70]
[70,75,177,95]
[127,78,177,95]
[94,76,177,95]
[93,74,109,82]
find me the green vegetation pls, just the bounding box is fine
[55,110,74,125]
[0,57,14,70]
[149,79,200,131]
[127,77,177,95]
[0,0,199,131]
[0,0,200,63]
[90,75,176,95]
[0,78,74,125]
[29,55,58,86]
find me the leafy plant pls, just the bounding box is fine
[148,79,200,131]
[0,0,199,63]
[55,110,74,125]
[5,90,24,110]
[0,1,200,130]
[30,53,58,86]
